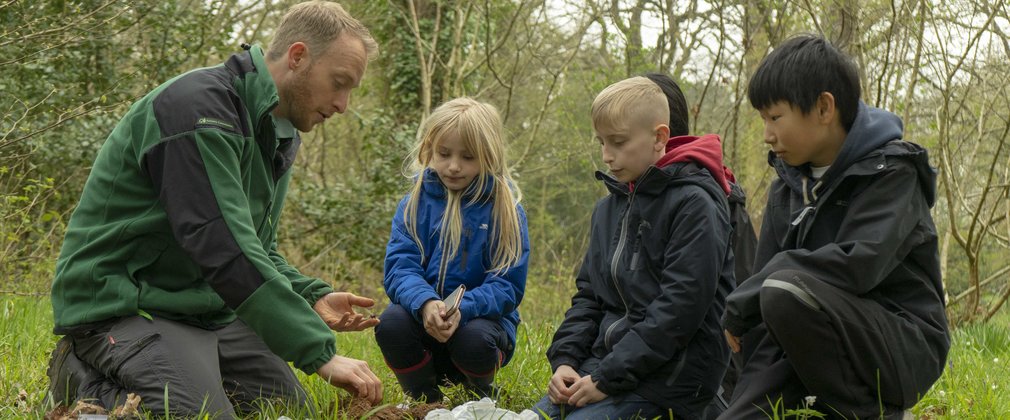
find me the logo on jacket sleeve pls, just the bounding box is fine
[196,117,235,130]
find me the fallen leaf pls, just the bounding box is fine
[110,393,141,418]
[70,400,107,416]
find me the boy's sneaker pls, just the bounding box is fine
[46,336,94,406]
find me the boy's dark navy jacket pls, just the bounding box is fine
[723,103,950,399]
[383,169,530,364]
[547,135,735,415]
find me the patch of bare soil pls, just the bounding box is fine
[406,402,447,418]
[337,395,446,419]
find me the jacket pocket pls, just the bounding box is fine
[126,237,169,284]
[629,221,652,271]
[603,315,630,351]
[110,332,161,378]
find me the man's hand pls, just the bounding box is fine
[547,365,580,405]
[568,374,606,407]
[316,355,383,405]
[724,329,741,353]
[421,300,461,343]
[313,292,379,332]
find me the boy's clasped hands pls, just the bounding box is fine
[547,365,607,407]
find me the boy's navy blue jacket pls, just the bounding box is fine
[383,169,530,364]
[547,135,736,415]
[723,103,950,399]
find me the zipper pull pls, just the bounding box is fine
[791,206,815,226]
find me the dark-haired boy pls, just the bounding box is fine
[720,35,949,419]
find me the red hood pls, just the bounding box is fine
[655,134,732,195]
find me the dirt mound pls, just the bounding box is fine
[338,396,445,419]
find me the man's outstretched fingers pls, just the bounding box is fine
[350,294,375,308]
[343,313,365,329]
[327,312,349,330]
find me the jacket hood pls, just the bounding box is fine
[886,141,938,206]
[597,139,729,203]
[770,102,935,206]
[656,134,732,195]
[828,102,904,178]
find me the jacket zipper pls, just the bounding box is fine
[605,169,647,348]
[793,177,826,246]
[629,220,650,269]
[253,112,279,236]
[437,242,450,296]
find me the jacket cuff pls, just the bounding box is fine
[549,356,581,373]
[459,300,477,325]
[409,292,440,323]
[305,283,334,306]
[722,313,750,337]
[589,369,622,396]
[302,342,337,375]
[236,276,337,375]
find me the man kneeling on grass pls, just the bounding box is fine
[46,2,383,418]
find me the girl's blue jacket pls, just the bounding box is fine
[383,169,530,364]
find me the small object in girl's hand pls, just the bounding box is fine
[442,284,465,318]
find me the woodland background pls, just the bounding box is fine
[2,0,1009,327]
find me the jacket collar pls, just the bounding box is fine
[224,45,281,137]
[596,161,709,197]
[770,140,936,207]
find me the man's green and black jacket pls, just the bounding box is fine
[52,46,337,374]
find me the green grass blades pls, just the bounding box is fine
[0,296,55,418]
[914,310,1010,419]
[2,295,1008,419]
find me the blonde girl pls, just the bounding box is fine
[374,97,529,402]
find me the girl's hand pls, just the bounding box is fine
[438,307,462,342]
[548,365,580,404]
[568,375,606,407]
[421,300,455,342]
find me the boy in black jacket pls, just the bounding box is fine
[721,35,950,419]
[532,76,736,419]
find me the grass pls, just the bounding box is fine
[0,293,557,419]
[2,292,1008,419]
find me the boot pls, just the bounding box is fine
[46,336,99,407]
[391,354,442,403]
[464,373,500,400]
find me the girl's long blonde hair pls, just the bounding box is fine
[403,97,523,275]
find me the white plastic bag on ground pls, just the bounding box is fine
[424,398,539,420]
